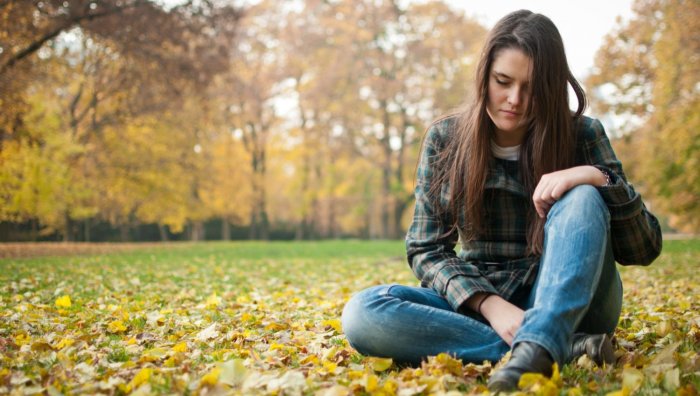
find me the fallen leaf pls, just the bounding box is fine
[55,295,71,308]
[196,323,219,341]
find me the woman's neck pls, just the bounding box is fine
[493,127,527,147]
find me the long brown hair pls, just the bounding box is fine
[429,10,587,255]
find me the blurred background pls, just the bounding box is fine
[0,0,697,242]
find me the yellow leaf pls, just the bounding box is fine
[206,293,221,308]
[604,390,624,396]
[54,338,74,350]
[269,343,286,352]
[655,321,673,337]
[299,355,319,365]
[364,373,379,392]
[129,368,153,390]
[219,359,248,387]
[172,342,188,353]
[164,357,177,367]
[318,385,350,396]
[140,347,167,363]
[663,368,680,391]
[621,367,644,394]
[369,357,393,372]
[322,319,342,333]
[382,378,398,394]
[551,363,562,386]
[55,295,71,308]
[650,341,681,365]
[265,322,287,331]
[14,333,30,346]
[201,367,221,387]
[323,361,337,374]
[519,372,547,389]
[107,320,127,333]
[127,337,137,345]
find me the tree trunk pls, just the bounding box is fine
[393,194,412,240]
[31,218,39,242]
[158,223,169,241]
[191,220,205,241]
[84,218,91,242]
[249,210,258,239]
[295,219,305,240]
[259,146,269,240]
[258,198,269,240]
[222,218,231,241]
[119,224,130,242]
[380,103,393,238]
[62,212,72,242]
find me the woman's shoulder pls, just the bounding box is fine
[425,114,460,147]
[574,115,608,142]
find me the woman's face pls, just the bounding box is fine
[486,48,533,147]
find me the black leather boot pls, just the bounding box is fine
[487,342,554,393]
[571,333,615,366]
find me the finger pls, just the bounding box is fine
[551,182,572,200]
[539,182,558,204]
[533,175,551,198]
[536,199,553,218]
[534,199,545,218]
[503,333,513,346]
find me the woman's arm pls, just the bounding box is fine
[532,117,662,265]
[582,118,662,265]
[406,120,499,312]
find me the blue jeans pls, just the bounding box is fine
[341,185,622,366]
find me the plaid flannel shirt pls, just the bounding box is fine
[406,115,662,313]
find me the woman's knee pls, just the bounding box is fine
[549,184,610,225]
[341,285,391,349]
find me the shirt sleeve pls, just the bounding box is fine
[583,118,663,265]
[405,121,498,312]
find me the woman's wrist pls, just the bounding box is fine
[467,293,492,314]
[587,165,609,186]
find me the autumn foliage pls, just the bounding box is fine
[0,0,485,241]
[1,0,697,241]
[586,0,700,233]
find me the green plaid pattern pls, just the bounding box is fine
[406,115,662,312]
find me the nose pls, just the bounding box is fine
[507,87,522,106]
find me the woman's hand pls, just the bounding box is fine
[479,294,524,346]
[532,165,607,218]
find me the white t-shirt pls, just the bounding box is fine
[491,140,520,161]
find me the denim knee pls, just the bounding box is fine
[548,184,610,225]
[341,285,388,353]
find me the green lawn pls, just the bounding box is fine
[1,240,698,395]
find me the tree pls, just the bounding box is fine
[587,0,700,232]
[293,0,485,238]
[0,0,240,148]
[215,0,289,240]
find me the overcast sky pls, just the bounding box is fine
[445,1,635,81]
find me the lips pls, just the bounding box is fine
[500,110,520,117]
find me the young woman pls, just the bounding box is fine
[341,9,662,392]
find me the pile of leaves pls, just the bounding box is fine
[0,241,698,395]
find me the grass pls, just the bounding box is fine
[0,239,698,395]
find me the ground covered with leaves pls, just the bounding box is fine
[1,240,698,395]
